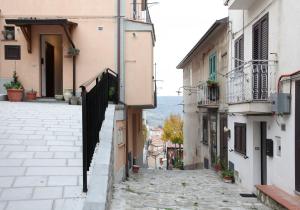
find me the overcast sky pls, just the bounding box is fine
[149,0,228,96]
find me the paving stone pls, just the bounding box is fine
[3,145,26,152]
[0,167,25,176]
[9,152,34,159]
[63,186,83,198]
[26,146,49,152]
[0,140,22,145]
[0,159,23,166]
[0,177,14,187]
[33,187,63,199]
[26,167,81,175]
[6,200,53,210]
[23,159,66,166]
[111,169,271,210]
[68,159,82,166]
[54,198,84,210]
[49,146,80,152]
[47,141,74,146]
[34,152,54,159]
[14,176,47,187]
[54,152,75,159]
[0,152,10,159]
[0,202,6,210]
[23,140,46,146]
[48,176,78,186]
[0,188,33,200]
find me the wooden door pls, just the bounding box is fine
[220,114,228,167]
[261,122,267,185]
[45,42,55,97]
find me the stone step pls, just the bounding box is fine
[0,94,7,101]
[256,185,300,210]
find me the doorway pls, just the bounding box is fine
[295,81,300,192]
[210,111,218,166]
[220,114,228,168]
[261,122,267,185]
[41,35,63,97]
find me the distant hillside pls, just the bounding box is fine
[144,96,183,128]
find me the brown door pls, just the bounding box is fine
[210,112,218,166]
[295,81,300,192]
[220,114,228,167]
[261,122,267,185]
[45,42,55,97]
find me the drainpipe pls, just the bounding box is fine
[117,0,121,100]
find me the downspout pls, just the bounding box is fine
[63,25,77,96]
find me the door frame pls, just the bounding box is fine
[261,121,267,185]
[220,113,228,168]
[39,34,63,97]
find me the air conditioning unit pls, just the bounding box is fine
[270,93,291,114]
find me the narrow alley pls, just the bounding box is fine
[111,169,270,210]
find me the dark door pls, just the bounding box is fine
[45,42,55,97]
[210,112,218,166]
[220,114,228,168]
[261,122,267,185]
[295,81,300,192]
[253,14,269,100]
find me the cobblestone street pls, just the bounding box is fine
[111,169,270,210]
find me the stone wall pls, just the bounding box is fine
[83,105,115,210]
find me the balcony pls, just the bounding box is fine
[131,4,152,23]
[197,82,220,108]
[227,60,278,114]
[227,0,256,10]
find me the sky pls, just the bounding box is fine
[149,0,228,96]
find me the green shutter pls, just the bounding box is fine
[209,53,217,81]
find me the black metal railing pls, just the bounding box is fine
[80,68,118,192]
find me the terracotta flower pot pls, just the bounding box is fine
[223,176,233,183]
[7,89,23,102]
[132,165,140,173]
[26,92,37,101]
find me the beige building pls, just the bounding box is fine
[177,18,229,169]
[0,0,156,182]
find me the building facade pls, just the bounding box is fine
[177,18,229,170]
[0,0,156,183]
[225,0,300,195]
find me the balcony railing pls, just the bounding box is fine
[197,82,220,107]
[227,60,277,104]
[131,3,152,23]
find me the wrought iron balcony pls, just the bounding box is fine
[131,4,152,23]
[197,82,220,108]
[227,0,256,10]
[227,60,278,105]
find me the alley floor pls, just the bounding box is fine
[0,102,85,210]
[111,169,271,210]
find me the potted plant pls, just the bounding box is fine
[132,165,140,173]
[3,71,23,102]
[206,80,219,87]
[67,47,80,56]
[221,169,234,183]
[2,30,14,40]
[26,89,37,101]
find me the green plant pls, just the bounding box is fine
[174,157,183,169]
[221,169,234,178]
[3,71,23,90]
[68,47,80,56]
[206,80,219,86]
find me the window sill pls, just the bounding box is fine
[1,39,17,42]
[234,150,248,159]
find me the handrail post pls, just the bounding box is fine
[81,86,88,193]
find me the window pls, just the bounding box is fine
[203,115,208,145]
[2,26,15,40]
[209,53,217,81]
[234,35,244,68]
[234,123,246,155]
[5,45,21,60]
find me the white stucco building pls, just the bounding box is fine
[225,0,300,196]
